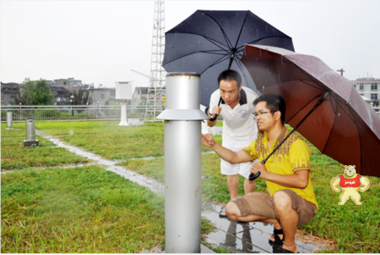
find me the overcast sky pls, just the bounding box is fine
[1,0,379,89]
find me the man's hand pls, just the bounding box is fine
[211,106,222,116]
[251,161,268,179]
[201,134,216,148]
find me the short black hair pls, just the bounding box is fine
[254,94,286,124]
[218,69,242,87]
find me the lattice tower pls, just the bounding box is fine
[145,0,166,121]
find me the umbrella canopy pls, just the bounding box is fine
[241,44,380,177]
[163,10,294,106]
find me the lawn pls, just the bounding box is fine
[1,166,166,253]
[1,123,88,170]
[118,130,380,253]
[1,120,379,253]
[34,120,222,159]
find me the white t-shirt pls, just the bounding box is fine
[209,86,258,144]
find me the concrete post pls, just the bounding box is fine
[119,102,129,126]
[7,112,12,128]
[157,73,208,253]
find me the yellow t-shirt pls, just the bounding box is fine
[242,128,318,208]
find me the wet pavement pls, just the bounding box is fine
[35,130,323,253]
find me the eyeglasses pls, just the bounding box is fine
[254,111,271,117]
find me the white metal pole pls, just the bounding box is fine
[7,112,12,128]
[157,73,208,253]
[119,102,129,126]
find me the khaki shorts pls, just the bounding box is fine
[231,189,317,225]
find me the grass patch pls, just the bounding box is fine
[35,121,165,159]
[119,148,380,253]
[120,154,267,204]
[1,123,88,170]
[33,120,220,159]
[2,120,379,253]
[1,166,165,253]
[1,165,217,253]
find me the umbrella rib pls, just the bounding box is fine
[332,96,364,173]
[244,36,293,47]
[200,55,231,75]
[320,95,338,154]
[235,59,252,86]
[164,49,229,65]
[302,79,325,91]
[202,11,234,50]
[170,31,232,52]
[234,11,249,49]
[287,60,327,92]
[334,94,357,123]
[203,35,231,53]
[287,93,325,123]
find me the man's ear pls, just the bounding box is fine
[273,111,281,121]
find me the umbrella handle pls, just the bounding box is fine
[248,171,261,181]
[204,107,218,121]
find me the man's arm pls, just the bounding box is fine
[206,105,221,127]
[201,134,252,164]
[251,162,309,189]
[207,118,217,127]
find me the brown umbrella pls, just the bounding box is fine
[241,44,380,178]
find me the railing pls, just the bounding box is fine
[1,105,151,122]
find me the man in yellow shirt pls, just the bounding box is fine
[202,94,318,253]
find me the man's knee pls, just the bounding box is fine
[225,201,241,221]
[273,190,292,211]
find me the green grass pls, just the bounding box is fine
[34,121,165,159]
[1,166,165,253]
[1,165,215,253]
[120,154,267,204]
[1,123,88,170]
[33,120,220,159]
[2,120,379,253]
[119,144,380,253]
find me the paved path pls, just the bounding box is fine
[36,130,322,253]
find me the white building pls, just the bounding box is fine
[352,78,380,114]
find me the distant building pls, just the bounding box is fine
[132,87,149,106]
[89,87,116,105]
[50,78,82,92]
[1,82,20,105]
[353,78,380,115]
[50,86,70,105]
[353,78,380,107]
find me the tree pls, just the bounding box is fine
[17,79,54,105]
[71,88,92,105]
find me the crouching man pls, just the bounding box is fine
[201,94,318,253]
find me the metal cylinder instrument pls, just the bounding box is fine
[157,73,208,253]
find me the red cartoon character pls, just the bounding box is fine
[330,165,370,205]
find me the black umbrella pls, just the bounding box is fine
[163,10,295,106]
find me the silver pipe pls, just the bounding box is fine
[26,118,36,141]
[157,73,208,253]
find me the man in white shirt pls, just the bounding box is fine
[205,69,259,217]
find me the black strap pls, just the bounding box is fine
[205,97,223,121]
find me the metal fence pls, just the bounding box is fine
[2,104,379,122]
[1,105,151,122]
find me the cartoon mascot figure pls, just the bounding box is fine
[330,165,370,205]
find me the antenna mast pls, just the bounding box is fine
[145,0,166,121]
